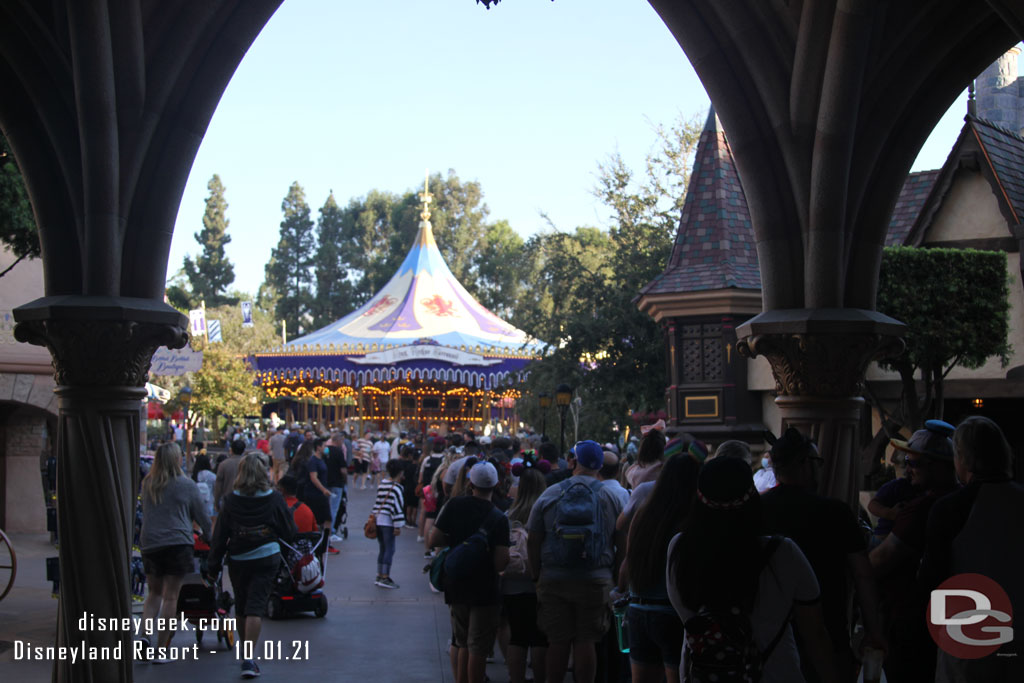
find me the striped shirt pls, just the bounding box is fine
[372,479,405,527]
[354,438,373,460]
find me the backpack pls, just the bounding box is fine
[443,507,503,587]
[542,478,606,570]
[681,536,784,683]
[428,546,450,592]
[502,521,530,579]
[292,553,323,593]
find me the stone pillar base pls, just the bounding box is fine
[774,395,864,504]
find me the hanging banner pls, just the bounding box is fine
[208,319,223,343]
[189,308,206,335]
[241,301,254,328]
[150,347,204,375]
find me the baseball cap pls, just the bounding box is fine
[469,461,499,489]
[573,440,604,470]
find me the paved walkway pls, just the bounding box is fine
[0,485,514,682]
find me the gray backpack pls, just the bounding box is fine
[542,478,606,569]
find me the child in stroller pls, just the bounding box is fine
[266,530,329,619]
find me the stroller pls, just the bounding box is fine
[335,487,349,540]
[176,534,235,648]
[266,531,328,619]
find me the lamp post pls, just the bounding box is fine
[180,386,193,472]
[538,392,552,438]
[555,383,573,456]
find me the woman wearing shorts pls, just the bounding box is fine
[139,442,212,662]
[208,453,297,679]
[618,453,699,682]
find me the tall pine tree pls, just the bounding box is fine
[265,181,315,337]
[182,174,236,306]
[312,192,357,328]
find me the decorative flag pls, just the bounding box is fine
[208,319,223,343]
[241,301,254,328]
[189,308,206,335]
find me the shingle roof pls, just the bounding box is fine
[886,170,941,246]
[972,117,1024,224]
[640,108,761,296]
[639,112,1022,298]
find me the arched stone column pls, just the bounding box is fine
[650,1,1021,504]
[15,298,187,681]
[0,2,282,679]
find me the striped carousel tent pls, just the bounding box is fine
[253,181,546,432]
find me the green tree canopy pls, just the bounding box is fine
[876,246,1011,428]
[153,300,279,430]
[0,134,38,277]
[265,182,316,337]
[516,113,703,443]
[181,174,236,307]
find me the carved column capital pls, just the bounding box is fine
[13,296,188,387]
[738,331,903,397]
[736,308,904,397]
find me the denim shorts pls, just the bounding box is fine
[626,605,684,667]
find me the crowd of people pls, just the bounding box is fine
[132,414,1023,682]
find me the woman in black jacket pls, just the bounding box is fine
[208,453,297,679]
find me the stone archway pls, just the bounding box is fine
[0,400,57,534]
[0,2,1021,681]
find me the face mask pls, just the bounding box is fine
[761,456,771,469]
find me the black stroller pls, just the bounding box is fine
[266,531,328,619]
[176,534,235,648]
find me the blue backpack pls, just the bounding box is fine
[542,478,606,570]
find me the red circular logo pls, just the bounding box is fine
[927,573,1014,659]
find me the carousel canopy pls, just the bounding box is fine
[254,180,547,394]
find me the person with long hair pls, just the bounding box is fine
[667,456,840,683]
[502,465,549,683]
[208,453,297,679]
[625,431,665,488]
[618,454,700,682]
[139,442,212,661]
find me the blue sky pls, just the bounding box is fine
[168,0,971,298]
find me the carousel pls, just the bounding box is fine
[252,180,546,434]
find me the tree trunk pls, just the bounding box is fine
[933,364,946,421]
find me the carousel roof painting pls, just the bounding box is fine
[253,181,546,393]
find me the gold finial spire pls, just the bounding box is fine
[419,169,433,222]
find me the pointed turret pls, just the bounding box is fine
[640,107,760,299]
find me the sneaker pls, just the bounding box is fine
[152,657,170,665]
[329,534,342,542]
[376,577,400,589]
[424,550,434,559]
[241,659,261,678]
[404,523,417,528]
[416,535,425,542]
[327,546,340,555]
